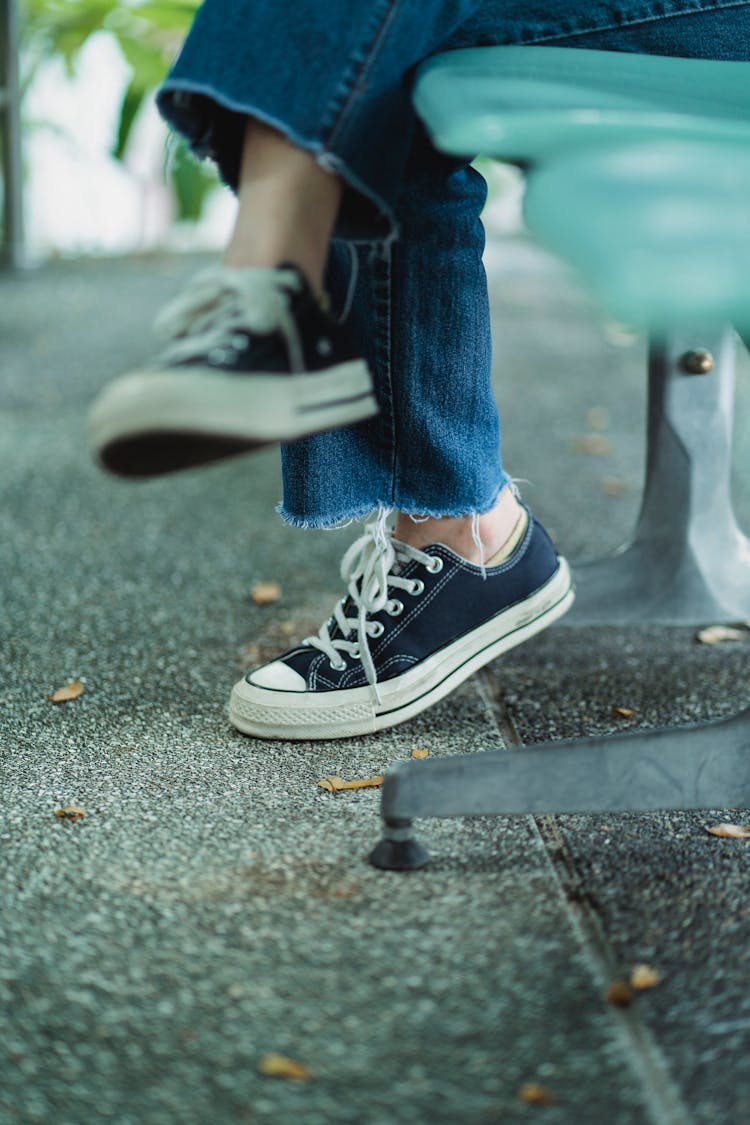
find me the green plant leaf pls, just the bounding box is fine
[170,139,218,222]
[115,32,172,90]
[112,79,146,161]
[23,0,214,226]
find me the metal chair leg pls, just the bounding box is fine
[369,705,750,870]
[0,0,23,268]
[566,327,750,625]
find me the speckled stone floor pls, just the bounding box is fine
[1,243,749,1124]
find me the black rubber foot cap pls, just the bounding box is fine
[368,837,431,871]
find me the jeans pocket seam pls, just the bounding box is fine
[322,0,400,149]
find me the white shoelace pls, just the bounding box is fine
[153,266,304,368]
[304,519,442,702]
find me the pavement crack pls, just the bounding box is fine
[476,669,696,1125]
[534,814,604,915]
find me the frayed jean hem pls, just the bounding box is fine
[275,475,511,530]
[157,80,400,246]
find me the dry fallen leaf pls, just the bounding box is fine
[571,434,613,456]
[258,1053,312,1082]
[518,1082,558,1106]
[47,679,85,704]
[410,748,429,760]
[602,477,631,497]
[612,706,637,718]
[696,624,750,645]
[318,776,344,792]
[329,884,359,899]
[586,406,610,431]
[630,964,662,991]
[318,775,384,792]
[706,822,750,839]
[54,805,85,822]
[250,581,282,606]
[606,980,634,1006]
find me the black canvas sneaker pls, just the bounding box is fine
[88,264,378,477]
[230,511,574,740]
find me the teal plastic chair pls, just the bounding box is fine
[370,47,750,870]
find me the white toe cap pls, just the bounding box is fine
[248,661,307,692]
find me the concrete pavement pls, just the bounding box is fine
[1,242,749,1124]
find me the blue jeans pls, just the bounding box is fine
[158,1,750,527]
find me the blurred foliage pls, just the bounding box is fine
[22,0,220,222]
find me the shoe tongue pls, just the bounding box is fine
[336,592,360,631]
[331,581,374,639]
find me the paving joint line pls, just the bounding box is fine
[475,671,695,1125]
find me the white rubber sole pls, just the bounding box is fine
[89,360,377,474]
[229,558,574,741]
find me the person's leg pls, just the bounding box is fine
[283,0,750,538]
[223,119,342,293]
[88,1,491,479]
[278,127,521,560]
[269,0,750,550]
[230,123,573,740]
[87,108,374,477]
[393,487,523,563]
[112,1,566,740]
[94,0,750,489]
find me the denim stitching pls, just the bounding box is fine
[309,652,328,691]
[322,0,399,148]
[514,0,750,45]
[381,246,398,507]
[377,654,420,674]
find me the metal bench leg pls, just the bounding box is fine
[0,0,23,268]
[369,705,750,870]
[566,327,750,625]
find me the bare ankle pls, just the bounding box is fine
[222,118,342,294]
[394,487,523,564]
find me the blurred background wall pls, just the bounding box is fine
[21,0,234,258]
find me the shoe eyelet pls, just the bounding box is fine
[386,599,404,616]
[330,657,346,671]
[410,579,425,596]
[208,347,228,365]
[426,556,443,574]
[369,621,385,638]
[350,646,361,659]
